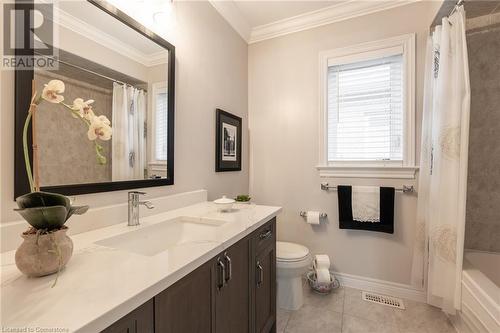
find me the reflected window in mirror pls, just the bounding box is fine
[149,82,168,179]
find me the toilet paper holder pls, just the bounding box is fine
[299,211,327,219]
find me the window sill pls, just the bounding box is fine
[149,161,167,172]
[316,165,419,179]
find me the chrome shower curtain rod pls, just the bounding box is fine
[34,52,146,90]
[449,0,465,17]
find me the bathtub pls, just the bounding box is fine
[459,251,500,332]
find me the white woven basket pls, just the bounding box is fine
[306,270,340,294]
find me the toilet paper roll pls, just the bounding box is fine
[315,268,331,284]
[313,254,331,270]
[306,211,320,225]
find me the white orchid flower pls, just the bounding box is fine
[96,115,111,126]
[72,98,95,120]
[87,115,112,141]
[41,79,65,103]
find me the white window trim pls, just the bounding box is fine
[149,81,168,166]
[317,33,418,179]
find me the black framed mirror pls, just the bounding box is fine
[14,0,175,198]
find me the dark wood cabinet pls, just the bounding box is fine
[154,260,214,333]
[101,299,154,333]
[215,238,250,333]
[101,218,276,333]
[254,245,276,333]
[251,221,277,333]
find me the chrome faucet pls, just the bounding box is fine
[128,191,154,226]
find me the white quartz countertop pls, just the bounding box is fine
[0,202,281,332]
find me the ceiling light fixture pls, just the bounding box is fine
[153,11,168,24]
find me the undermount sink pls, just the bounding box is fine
[95,216,227,256]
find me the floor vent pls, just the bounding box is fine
[361,291,405,310]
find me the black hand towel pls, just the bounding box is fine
[337,185,395,234]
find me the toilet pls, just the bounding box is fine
[276,241,311,311]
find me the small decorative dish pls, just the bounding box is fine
[214,195,235,212]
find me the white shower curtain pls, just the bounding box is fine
[411,6,470,314]
[112,83,147,181]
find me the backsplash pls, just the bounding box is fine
[0,190,207,253]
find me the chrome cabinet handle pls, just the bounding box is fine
[217,257,226,290]
[259,230,272,240]
[256,261,264,287]
[223,252,232,282]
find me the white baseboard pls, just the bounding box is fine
[333,271,426,303]
[449,303,490,333]
[449,310,474,333]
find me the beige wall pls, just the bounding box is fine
[248,2,441,285]
[1,1,248,223]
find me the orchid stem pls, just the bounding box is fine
[22,111,34,192]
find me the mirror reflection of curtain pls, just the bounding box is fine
[112,82,147,180]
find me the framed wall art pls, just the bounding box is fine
[215,109,242,172]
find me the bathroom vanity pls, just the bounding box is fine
[1,200,280,332]
[102,218,276,333]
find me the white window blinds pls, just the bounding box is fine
[327,54,404,162]
[155,92,168,161]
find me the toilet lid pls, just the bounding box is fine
[277,241,309,261]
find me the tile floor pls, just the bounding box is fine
[277,284,457,333]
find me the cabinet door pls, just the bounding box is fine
[101,299,154,333]
[155,260,215,333]
[215,237,250,333]
[254,244,276,333]
[250,219,276,333]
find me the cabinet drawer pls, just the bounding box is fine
[251,218,276,254]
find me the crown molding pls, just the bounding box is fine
[247,0,419,44]
[55,6,168,67]
[208,0,251,42]
[147,50,170,67]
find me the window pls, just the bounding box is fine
[154,90,168,161]
[328,55,403,161]
[150,82,168,164]
[318,34,417,179]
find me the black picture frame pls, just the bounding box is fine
[215,109,242,172]
[14,0,176,198]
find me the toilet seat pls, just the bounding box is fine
[277,241,310,262]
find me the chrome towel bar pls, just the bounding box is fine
[320,183,415,194]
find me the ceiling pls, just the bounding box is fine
[209,0,418,44]
[233,1,344,27]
